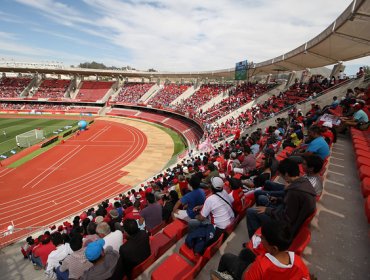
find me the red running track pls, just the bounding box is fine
[0,119,147,243]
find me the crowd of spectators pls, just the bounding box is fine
[0,77,32,98]
[115,82,154,104]
[32,79,71,99]
[0,102,24,110]
[175,84,232,114]
[203,79,337,143]
[20,93,347,278]
[196,83,275,124]
[148,83,191,108]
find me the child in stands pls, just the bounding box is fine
[211,220,310,280]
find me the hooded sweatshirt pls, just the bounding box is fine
[265,177,316,237]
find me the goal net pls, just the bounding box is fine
[16,129,44,148]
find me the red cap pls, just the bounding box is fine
[80,213,88,220]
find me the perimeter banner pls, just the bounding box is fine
[235,60,248,80]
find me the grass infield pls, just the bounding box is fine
[0,118,78,159]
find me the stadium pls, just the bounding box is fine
[0,0,369,279]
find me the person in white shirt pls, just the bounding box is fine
[96,222,123,253]
[45,232,73,279]
[194,176,235,243]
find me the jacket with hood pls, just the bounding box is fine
[265,177,316,237]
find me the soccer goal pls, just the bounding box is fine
[15,129,44,148]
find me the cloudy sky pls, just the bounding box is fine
[0,0,368,73]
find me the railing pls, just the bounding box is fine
[0,225,48,249]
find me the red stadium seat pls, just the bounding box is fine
[365,196,370,224]
[151,254,203,280]
[289,226,311,255]
[149,221,166,236]
[163,219,188,241]
[179,233,224,265]
[130,253,155,279]
[356,156,370,169]
[224,219,238,236]
[150,233,176,258]
[359,165,370,180]
[361,178,370,197]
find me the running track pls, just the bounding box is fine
[0,119,147,244]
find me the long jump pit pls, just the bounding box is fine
[0,116,174,247]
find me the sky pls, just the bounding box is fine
[0,0,369,74]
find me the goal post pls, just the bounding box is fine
[15,129,44,148]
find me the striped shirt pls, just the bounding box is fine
[59,248,93,279]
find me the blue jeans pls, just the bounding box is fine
[254,181,285,206]
[56,267,69,280]
[188,218,211,233]
[264,180,285,191]
[246,208,272,238]
[31,255,43,268]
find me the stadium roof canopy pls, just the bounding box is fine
[0,0,369,80]
[250,0,370,76]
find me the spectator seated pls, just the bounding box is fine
[149,83,190,108]
[0,77,32,98]
[115,82,154,104]
[33,79,71,98]
[175,84,232,114]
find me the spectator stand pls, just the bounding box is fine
[75,80,115,102]
[212,76,363,146]
[148,83,191,109]
[174,84,232,115]
[138,83,160,103]
[114,82,155,104]
[170,84,199,106]
[0,77,33,98]
[32,79,71,99]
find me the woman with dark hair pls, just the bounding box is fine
[162,190,179,222]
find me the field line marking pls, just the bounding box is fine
[22,145,81,189]
[30,145,86,189]
[0,122,146,209]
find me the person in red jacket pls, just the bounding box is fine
[31,234,56,270]
[211,220,310,280]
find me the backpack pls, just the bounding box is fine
[185,224,215,255]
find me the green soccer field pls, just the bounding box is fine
[0,118,79,156]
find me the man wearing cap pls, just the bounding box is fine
[57,235,93,280]
[81,239,119,280]
[96,222,123,253]
[108,209,121,232]
[194,177,234,241]
[340,102,369,131]
[321,122,334,146]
